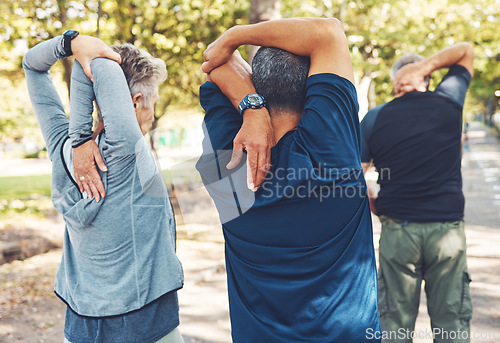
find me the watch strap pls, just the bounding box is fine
[62,30,79,57]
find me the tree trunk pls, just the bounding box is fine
[149,118,159,160]
[248,0,281,63]
[149,97,172,156]
[57,0,73,99]
[358,72,382,120]
[61,58,73,97]
[357,75,371,120]
[487,96,495,127]
[96,0,102,38]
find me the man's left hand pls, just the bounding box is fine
[393,62,428,97]
[201,32,236,74]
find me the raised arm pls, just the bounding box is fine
[207,51,274,191]
[70,60,107,201]
[23,37,71,159]
[394,42,474,96]
[68,35,121,201]
[201,18,353,189]
[202,18,353,83]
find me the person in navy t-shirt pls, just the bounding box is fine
[197,18,381,342]
[360,43,474,342]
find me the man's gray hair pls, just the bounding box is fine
[390,53,430,88]
[252,47,310,116]
[110,43,167,106]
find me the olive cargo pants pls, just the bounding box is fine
[378,218,472,343]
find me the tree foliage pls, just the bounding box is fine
[281,0,499,117]
[1,0,499,141]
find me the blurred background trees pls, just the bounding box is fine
[1,0,499,151]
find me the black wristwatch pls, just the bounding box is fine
[62,30,79,57]
[238,93,267,116]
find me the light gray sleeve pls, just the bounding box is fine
[90,58,144,156]
[69,61,95,148]
[22,36,69,160]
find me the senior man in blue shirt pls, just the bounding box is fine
[197,18,381,342]
[24,34,184,343]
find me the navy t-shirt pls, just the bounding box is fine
[197,73,381,342]
[360,65,472,222]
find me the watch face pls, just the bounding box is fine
[64,30,79,38]
[247,94,263,106]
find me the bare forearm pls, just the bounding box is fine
[203,17,353,82]
[225,18,337,57]
[420,42,474,76]
[208,51,256,110]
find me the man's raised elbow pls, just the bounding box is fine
[316,18,346,45]
[460,42,474,77]
[459,42,474,58]
[323,18,344,36]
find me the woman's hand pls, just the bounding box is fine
[73,140,107,202]
[71,35,122,82]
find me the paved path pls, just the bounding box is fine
[1,122,500,342]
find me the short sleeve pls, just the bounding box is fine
[295,73,361,169]
[199,82,242,154]
[360,104,385,163]
[434,65,472,107]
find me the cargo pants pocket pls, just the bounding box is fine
[459,271,473,321]
[378,269,391,317]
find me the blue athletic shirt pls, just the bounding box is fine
[197,73,381,342]
[360,65,472,222]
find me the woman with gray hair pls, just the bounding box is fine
[23,33,184,343]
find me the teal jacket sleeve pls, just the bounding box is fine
[91,58,144,156]
[69,57,143,157]
[68,61,95,148]
[22,36,69,160]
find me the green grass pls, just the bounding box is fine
[0,174,52,201]
[0,169,201,217]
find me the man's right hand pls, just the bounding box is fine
[228,109,274,192]
[71,35,122,82]
[208,51,275,191]
[73,140,107,202]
